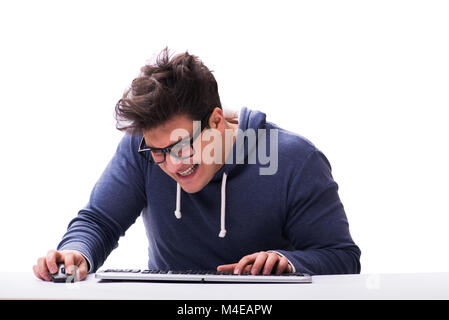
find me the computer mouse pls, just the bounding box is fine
[50,263,71,283]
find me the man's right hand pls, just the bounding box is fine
[33,249,89,282]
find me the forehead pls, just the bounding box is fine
[143,114,194,148]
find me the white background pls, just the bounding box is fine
[0,0,448,274]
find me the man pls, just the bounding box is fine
[33,48,361,281]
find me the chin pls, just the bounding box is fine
[178,180,206,194]
[182,185,203,194]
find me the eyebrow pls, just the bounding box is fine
[145,123,202,149]
[145,137,185,150]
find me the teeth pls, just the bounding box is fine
[178,164,198,176]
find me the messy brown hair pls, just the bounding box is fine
[114,47,222,134]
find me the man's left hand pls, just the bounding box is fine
[217,251,293,275]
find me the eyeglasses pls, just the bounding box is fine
[138,111,211,164]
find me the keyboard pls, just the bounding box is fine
[95,269,312,283]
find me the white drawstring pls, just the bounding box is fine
[174,183,182,219]
[174,172,228,237]
[218,172,228,238]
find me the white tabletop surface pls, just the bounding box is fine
[1,272,449,300]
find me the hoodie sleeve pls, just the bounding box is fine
[275,149,361,275]
[57,134,147,273]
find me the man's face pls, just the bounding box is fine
[143,109,228,193]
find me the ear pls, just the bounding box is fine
[208,107,225,130]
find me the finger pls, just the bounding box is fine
[234,253,258,275]
[275,257,290,275]
[217,263,253,274]
[75,259,88,281]
[217,263,237,271]
[33,264,44,281]
[217,264,237,272]
[37,257,51,281]
[243,264,253,274]
[287,261,293,273]
[251,252,269,275]
[262,253,280,275]
[64,252,75,275]
[46,250,62,274]
[73,251,88,266]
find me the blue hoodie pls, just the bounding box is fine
[57,107,361,275]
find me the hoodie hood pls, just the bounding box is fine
[210,106,267,182]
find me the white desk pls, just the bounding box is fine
[1,272,449,300]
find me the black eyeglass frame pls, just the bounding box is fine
[138,111,212,164]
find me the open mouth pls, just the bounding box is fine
[176,164,199,177]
